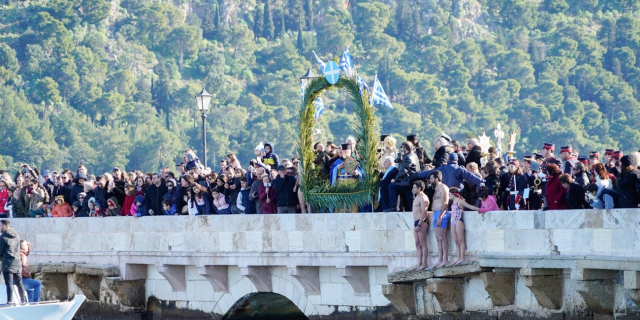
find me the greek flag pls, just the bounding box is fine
[312,51,325,73]
[339,46,353,76]
[357,74,368,95]
[300,82,305,99]
[313,98,325,119]
[371,75,393,109]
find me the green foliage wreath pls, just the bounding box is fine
[297,75,380,211]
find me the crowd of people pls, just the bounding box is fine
[0,133,639,293]
[0,135,638,221]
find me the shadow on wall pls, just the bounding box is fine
[223,292,308,320]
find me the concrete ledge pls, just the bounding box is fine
[75,264,120,277]
[241,266,272,292]
[387,261,483,283]
[105,277,146,308]
[382,284,415,314]
[625,271,640,289]
[337,266,370,294]
[426,278,464,312]
[40,262,77,274]
[156,264,187,292]
[288,266,320,295]
[198,265,229,293]
[480,271,515,306]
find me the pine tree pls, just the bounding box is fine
[214,3,220,30]
[279,8,286,38]
[303,0,313,30]
[263,0,275,40]
[296,20,304,54]
[202,3,215,40]
[253,3,264,40]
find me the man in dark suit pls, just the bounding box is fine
[378,156,399,211]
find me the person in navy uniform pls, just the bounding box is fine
[560,146,578,176]
[505,159,528,210]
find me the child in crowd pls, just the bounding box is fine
[133,195,146,217]
[448,187,479,266]
[477,186,500,213]
[72,201,82,216]
[52,195,73,217]
[106,197,121,216]
[162,200,177,215]
[121,184,136,216]
[45,204,54,218]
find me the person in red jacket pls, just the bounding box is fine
[545,163,569,210]
[51,195,74,217]
[0,180,9,218]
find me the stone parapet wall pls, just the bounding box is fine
[9,209,640,258]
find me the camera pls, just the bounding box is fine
[265,182,271,187]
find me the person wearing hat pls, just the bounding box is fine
[526,161,544,210]
[51,174,70,205]
[330,144,364,187]
[617,155,639,208]
[560,146,578,176]
[504,159,528,210]
[406,134,431,170]
[384,141,419,212]
[69,172,88,205]
[51,195,73,217]
[176,162,186,176]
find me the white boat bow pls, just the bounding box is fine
[0,295,85,320]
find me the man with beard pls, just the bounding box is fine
[430,171,450,268]
[145,173,167,215]
[330,144,364,187]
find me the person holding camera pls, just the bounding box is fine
[384,141,419,212]
[258,174,276,214]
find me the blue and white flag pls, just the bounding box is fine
[339,46,353,76]
[371,75,393,109]
[300,82,305,99]
[313,97,325,119]
[356,74,369,95]
[312,51,325,73]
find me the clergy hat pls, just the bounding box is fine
[605,149,614,155]
[589,151,600,159]
[613,151,623,159]
[406,134,417,142]
[340,143,351,151]
[560,146,572,153]
[380,134,389,142]
[578,156,588,164]
[542,143,555,151]
[441,132,452,142]
[523,155,534,162]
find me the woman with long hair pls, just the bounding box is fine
[593,163,614,189]
[191,183,213,215]
[545,163,569,210]
[258,174,277,214]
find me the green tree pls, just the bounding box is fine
[316,8,354,54]
[0,44,19,85]
[303,0,313,29]
[263,0,275,40]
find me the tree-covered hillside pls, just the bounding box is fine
[1,0,639,172]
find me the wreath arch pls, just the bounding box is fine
[298,75,380,211]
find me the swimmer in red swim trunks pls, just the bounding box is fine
[430,171,450,268]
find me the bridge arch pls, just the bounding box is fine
[222,292,308,320]
[213,275,320,318]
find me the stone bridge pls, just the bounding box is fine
[7,209,640,319]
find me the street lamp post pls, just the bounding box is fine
[300,68,317,97]
[195,88,213,169]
